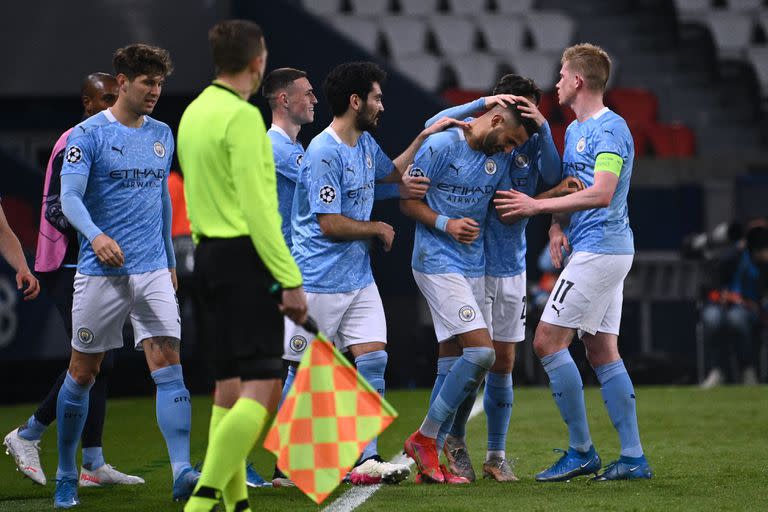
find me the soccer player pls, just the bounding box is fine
[399,99,536,483]
[495,43,653,481]
[421,75,583,482]
[285,61,450,485]
[4,73,143,489]
[177,21,308,512]
[53,45,197,508]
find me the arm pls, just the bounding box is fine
[424,98,484,128]
[399,198,480,244]
[536,122,562,187]
[43,150,71,233]
[317,213,394,252]
[496,176,584,225]
[230,108,302,289]
[0,204,39,300]
[161,172,177,290]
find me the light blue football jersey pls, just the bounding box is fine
[268,125,305,247]
[562,108,634,255]
[485,122,562,277]
[411,127,506,277]
[61,109,174,276]
[291,127,394,293]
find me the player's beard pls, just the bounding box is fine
[355,105,380,132]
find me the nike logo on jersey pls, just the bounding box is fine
[111,146,124,155]
[551,304,564,317]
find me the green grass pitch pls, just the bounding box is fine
[1,386,766,511]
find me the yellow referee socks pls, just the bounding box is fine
[185,399,268,512]
[206,405,248,512]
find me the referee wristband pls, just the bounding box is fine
[435,215,449,232]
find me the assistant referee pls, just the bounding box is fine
[177,19,307,512]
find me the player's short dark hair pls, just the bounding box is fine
[323,62,386,117]
[493,74,542,105]
[262,68,307,109]
[209,19,265,75]
[493,103,538,138]
[80,72,115,97]
[113,44,173,80]
[747,226,768,254]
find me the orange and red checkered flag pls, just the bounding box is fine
[263,332,398,504]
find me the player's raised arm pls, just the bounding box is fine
[423,94,520,129]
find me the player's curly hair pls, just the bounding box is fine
[209,20,265,75]
[323,62,386,117]
[561,43,611,92]
[113,44,173,80]
[493,74,542,105]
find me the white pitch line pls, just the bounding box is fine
[322,397,485,512]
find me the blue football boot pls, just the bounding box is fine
[535,446,602,482]
[172,466,201,501]
[53,478,80,509]
[246,462,272,488]
[592,455,653,481]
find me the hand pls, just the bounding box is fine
[483,94,519,110]
[422,117,470,137]
[494,189,541,219]
[553,176,585,196]
[169,268,178,292]
[16,269,40,301]
[399,164,430,199]
[91,234,124,267]
[504,95,546,128]
[548,222,570,269]
[375,221,395,252]
[445,217,480,244]
[281,286,308,326]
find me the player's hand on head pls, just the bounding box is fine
[375,221,395,252]
[281,286,308,326]
[423,117,469,137]
[400,164,430,199]
[506,95,545,128]
[92,233,125,267]
[446,217,480,244]
[494,189,540,219]
[16,270,40,301]
[548,223,570,269]
[483,94,518,110]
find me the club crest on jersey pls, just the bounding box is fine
[484,159,497,175]
[319,185,337,204]
[409,167,425,178]
[289,335,308,353]
[153,141,166,158]
[65,146,82,164]
[77,328,94,345]
[515,154,530,168]
[296,154,303,167]
[576,137,586,153]
[365,154,373,169]
[458,305,476,322]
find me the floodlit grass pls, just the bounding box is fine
[1,386,766,511]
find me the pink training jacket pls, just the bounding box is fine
[34,128,73,272]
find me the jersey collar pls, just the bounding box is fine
[211,80,241,99]
[591,107,610,120]
[323,126,343,144]
[104,108,146,128]
[269,124,293,142]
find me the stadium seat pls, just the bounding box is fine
[428,16,479,56]
[379,16,429,57]
[496,0,535,15]
[673,0,713,23]
[442,88,486,106]
[549,122,567,155]
[505,51,560,91]
[746,46,768,96]
[327,16,380,54]
[349,0,391,15]
[445,0,489,15]
[399,0,440,16]
[725,0,763,12]
[474,15,527,56]
[302,0,342,16]
[626,121,651,157]
[1,196,37,252]
[647,122,696,157]
[538,91,558,120]
[392,54,445,91]
[704,11,754,58]
[445,54,502,91]
[605,88,659,124]
[525,11,575,53]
